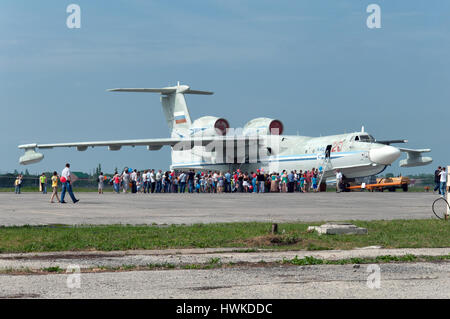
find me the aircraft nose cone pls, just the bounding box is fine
[369,146,401,165]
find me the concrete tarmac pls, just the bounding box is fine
[0,262,448,298]
[0,192,437,226]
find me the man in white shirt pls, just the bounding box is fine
[149,169,156,193]
[335,169,343,193]
[156,170,162,193]
[131,169,138,193]
[439,167,447,197]
[60,163,79,204]
[179,171,187,193]
[142,170,149,193]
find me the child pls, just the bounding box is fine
[50,171,60,203]
[312,176,318,192]
[300,174,305,193]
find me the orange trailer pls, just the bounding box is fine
[348,177,410,192]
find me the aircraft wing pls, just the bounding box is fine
[18,136,262,165]
[19,138,185,151]
[398,148,432,167]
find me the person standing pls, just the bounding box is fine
[218,172,225,193]
[434,166,442,194]
[300,173,306,192]
[142,170,149,193]
[224,171,231,193]
[288,171,295,193]
[156,170,162,193]
[270,173,278,192]
[257,169,265,193]
[98,172,104,194]
[187,170,195,193]
[113,171,120,193]
[303,171,310,192]
[50,171,60,203]
[280,171,287,193]
[179,171,187,193]
[251,172,257,193]
[14,175,22,194]
[121,169,130,193]
[439,167,447,197]
[238,172,244,192]
[163,171,171,193]
[150,169,156,193]
[131,169,138,193]
[171,171,179,193]
[60,163,79,204]
[335,169,343,193]
[312,175,318,192]
[40,173,47,194]
[136,171,142,193]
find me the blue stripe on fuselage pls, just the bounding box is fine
[172,151,363,167]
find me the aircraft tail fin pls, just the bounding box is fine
[108,82,213,137]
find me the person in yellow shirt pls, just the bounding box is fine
[14,176,21,194]
[40,173,47,194]
[50,171,60,203]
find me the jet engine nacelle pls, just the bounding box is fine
[190,116,230,136]
[243,117,284,136]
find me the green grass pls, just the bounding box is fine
[0,220,449,253]
[41,266,63,273]
[281,254,450,266]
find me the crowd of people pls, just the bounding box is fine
[103,168,325,194]
[18,164,446,198]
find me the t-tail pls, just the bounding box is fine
[107,82,213,137]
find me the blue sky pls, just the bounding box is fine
[1,0,449,175]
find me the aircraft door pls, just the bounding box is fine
[325,145,332,159]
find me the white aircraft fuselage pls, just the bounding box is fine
[170,131,401,180]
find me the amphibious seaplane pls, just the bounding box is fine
[18,83,432,182]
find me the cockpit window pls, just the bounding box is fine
[358,135,375,143]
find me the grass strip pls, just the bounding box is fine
[0,220,449,253]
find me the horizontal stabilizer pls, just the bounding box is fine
[107,88,177,94]
[107,84,213,95]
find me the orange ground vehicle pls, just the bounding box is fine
[348,177,410,192]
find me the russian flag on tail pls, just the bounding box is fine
[174,112,187,124]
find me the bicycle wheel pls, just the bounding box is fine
[432,197,449,220]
